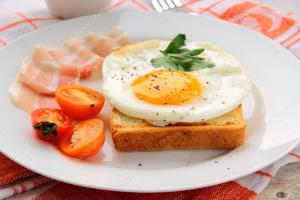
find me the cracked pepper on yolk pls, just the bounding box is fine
[131,69,202,105]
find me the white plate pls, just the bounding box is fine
[0,12,299,193]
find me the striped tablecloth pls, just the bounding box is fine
[0,0,299,199]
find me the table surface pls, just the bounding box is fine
[0,0,299,199]
[257,162,300,200]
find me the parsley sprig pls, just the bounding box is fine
[151,33,215,71]
[33,121,58,138]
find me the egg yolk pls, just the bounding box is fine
[131,69,202,105]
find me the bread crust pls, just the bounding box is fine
[111,105,246,151]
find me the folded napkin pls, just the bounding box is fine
[0,0,299,199]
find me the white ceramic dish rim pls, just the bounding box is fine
[0,11,299,192]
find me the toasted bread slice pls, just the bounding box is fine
[110,105,246,151]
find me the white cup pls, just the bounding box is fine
[45,0,112,19]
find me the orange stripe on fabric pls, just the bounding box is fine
[32,176,53,186]
[255,171,273,179]
[198,8,220,17]
[31,17,56,21]
[289,153,300,159]
[193,181,257,200]
[0,154,35,186]
[182,0,198,7]
[0,20,25,32]
[207,9,220,17]
[183,5,197,13]
[0,17,56,32]
[267,17,295,39]
[286,37,300,48]
[280,29,300,45]
[35,181,257,200]
[198,0,225,14]
[0,38,7,45]
[131,0,149,11]
[110,0,127,9]
[219,2,295,39]
[15,12,38,29]
[219,1,256,20]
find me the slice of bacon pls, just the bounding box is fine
[62,38,103,78]
[18,43,103,95]
[18,45,81,95]
[83,28,133,57]
[62,28,132,79]
[8,79,58,113]
[106,28,134,46]
[10,28,134,113]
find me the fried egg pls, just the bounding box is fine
[102,40,251,125]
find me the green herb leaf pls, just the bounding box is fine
[164,33,186,53]
[151,34,215,71]
[151,56,177,69]
[33,121,58,138]
[180,48,204,56]
[189,60,215,71]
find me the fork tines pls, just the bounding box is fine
[152,0,182,12]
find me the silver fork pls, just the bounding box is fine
[151,0,182,12]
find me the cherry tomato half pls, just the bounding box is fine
[59,118,105,159]
[31,108,72,142]
[55,85,105,120]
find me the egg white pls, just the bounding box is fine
[102,40,251,123]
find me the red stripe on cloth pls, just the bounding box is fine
[182,0,198,7]
[193,181,257,200]
[219,2,296,39]
[198,0,225,14]
[31,176,53,186]
[286,37,300,48]
[280,29,300,46]
[0,38,7,45]
[7,176,54,199]
[208,9,220,17]
[15,12,38,29]
[110,0,127,9]
[31,17,56,21]
[288,153,300,159]
[219,2,256,20]
[131,0,149,10]
[255,171,273,179]
[34,181,257,200]
[0,17,56,32]
[0,154,35,186]
[200,8,221,17]
[182,5,197,13]
[0,20,25,32]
